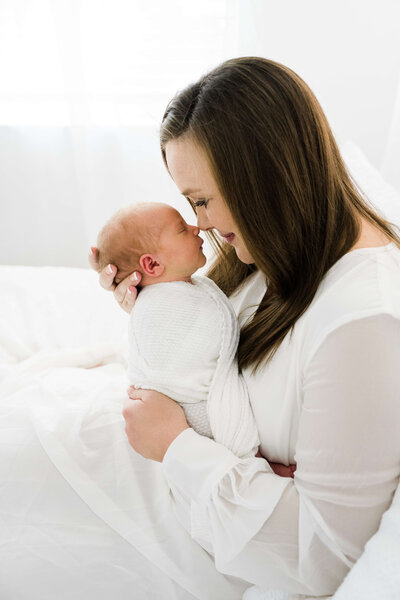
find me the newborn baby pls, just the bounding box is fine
[97,202,259,457]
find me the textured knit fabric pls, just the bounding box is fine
[127,275,260,458]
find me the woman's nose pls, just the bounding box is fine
[196,210,211,231]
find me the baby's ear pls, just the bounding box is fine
[139,254,164,277]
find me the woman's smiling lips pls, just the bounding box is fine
[219,231,235,244]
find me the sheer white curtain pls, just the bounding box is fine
[0,0,239,266]
[0,0,239,127]
[1,0,399,267]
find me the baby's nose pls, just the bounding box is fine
[192,225,200,235]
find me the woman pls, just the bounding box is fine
[90,57,400,597]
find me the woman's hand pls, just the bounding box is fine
[88,246,141,314]
[123,387,190,462]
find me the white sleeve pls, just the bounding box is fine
[162,314,400,596]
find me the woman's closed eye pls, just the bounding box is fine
[186,197,210,214]
[191,199,209,214]
[193,199,209,208]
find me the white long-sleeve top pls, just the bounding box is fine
[162,242,400,597]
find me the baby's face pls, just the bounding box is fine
[156,206,206,278]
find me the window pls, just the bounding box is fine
[0,0,238,126]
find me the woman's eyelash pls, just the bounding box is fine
[193,199,209,208]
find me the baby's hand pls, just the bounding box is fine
[88,246,141,314]
[256,447,296,478]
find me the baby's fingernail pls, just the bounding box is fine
[130,272,139,282]
[127,286,134,295]
[106,264,114,275]
[89,247,95,256]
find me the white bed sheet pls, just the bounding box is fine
[0,266,245,600]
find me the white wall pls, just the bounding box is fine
[0,126,185,267]
[237,0,400,173]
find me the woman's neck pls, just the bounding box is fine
[349,217,392,252]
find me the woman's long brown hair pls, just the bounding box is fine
[160,57,400,374]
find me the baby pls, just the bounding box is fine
[96,202,206,287]
[97,202,259,457]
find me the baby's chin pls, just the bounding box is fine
[196,253,207,271]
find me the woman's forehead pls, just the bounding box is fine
[165,138,215,195]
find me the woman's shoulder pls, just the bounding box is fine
[299,243,400,362]
[314,242,400,314]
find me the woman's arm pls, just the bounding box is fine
[125,388,296,477]
[126,314,400,595]
[88,246,141,313]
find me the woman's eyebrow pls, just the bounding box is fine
[181,188,201,196]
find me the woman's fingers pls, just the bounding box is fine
[127,385,143,400]
[88,246,100,271]
[88,246,117,290]
[113,271,141,313]
[88,244,142,313]
[98,263,117,291]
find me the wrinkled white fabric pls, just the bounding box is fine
[163,243,400,598]
[128,275,259,456]
[332,480,400,599]
[0,267,248,600]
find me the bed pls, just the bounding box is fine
[1,142,399,600]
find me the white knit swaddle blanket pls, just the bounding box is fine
[128,275,259,458]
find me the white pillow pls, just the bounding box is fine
[340,140,400,228]
[0,266,128,364]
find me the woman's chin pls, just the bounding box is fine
[235,246,254,265]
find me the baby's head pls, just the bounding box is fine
[97,202,206,286]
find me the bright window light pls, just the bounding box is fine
[0,0,237,126]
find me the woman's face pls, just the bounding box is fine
[165,136,254,264]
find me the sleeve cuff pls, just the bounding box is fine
[162,428,242,502]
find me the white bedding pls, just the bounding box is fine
[0,267,245,600]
